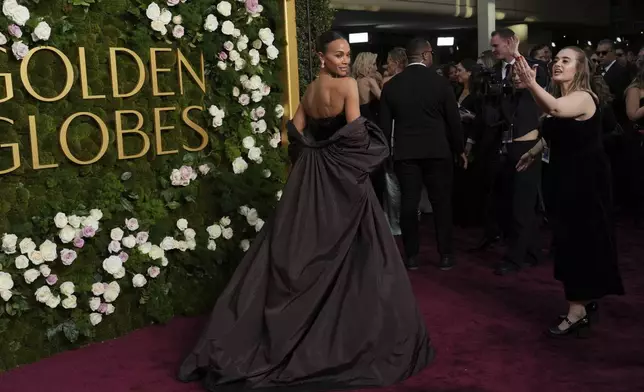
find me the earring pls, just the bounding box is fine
[321,61,325,69]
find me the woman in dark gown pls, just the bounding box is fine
[178,31,433,391]
[514,44,624,338]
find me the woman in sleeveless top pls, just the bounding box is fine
[177,31,433,391]
[625,49,644,224]
[514,44,624,338]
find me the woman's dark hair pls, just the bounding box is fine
[459,58,477,73]
[316,31,347,53]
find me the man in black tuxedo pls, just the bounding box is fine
[380,37,465,271]
[468,28,548,276]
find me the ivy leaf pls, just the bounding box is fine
[121,198,135,213]
[185,195,196,203]
[166,201,181,210]
[121,172,133,181]
[161,189,175,203]
[46,324,63,341]
[127,193,139,200]
[63,322,80,343]
[5,303,16,316]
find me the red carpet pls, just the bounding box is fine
[1,224,643,392]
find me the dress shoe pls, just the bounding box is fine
[469,235,501,252]
[546,315,591,338]
[405,257,419,271]
[438,256,455,271]
[559,302,599,323]
[493,260,521,276]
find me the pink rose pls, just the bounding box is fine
[245,0,259,13]
[82,226,96,238]
[118,251,129,262]
[73,236,85,248]
[172,25,185,39]
[60,249,78,266]
[179,165,196,181]
[8,24,22,38]
[98,303,108,313]
[136,232,149,244]
[167,0,181,6]
[46,274,58,286]
[219,51,228,61]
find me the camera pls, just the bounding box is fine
[470,66,513,98]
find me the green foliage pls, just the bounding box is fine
[0,0,286,371]
[295,0,335,96]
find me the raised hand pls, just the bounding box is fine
[514,55,538,87]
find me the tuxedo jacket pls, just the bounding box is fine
[602,62,632,125]
[379,64,464,161]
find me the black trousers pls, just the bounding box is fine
[395,158,454,258]
[499,141,542,265]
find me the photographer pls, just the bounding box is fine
[468,29,548,276]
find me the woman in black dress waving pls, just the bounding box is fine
[514,44,624,338]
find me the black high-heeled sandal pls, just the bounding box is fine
[547,315,591,338]
[558,302,598,323]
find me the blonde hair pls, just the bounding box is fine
[478,50,496,69]
[352,52,377,78]
[626,60,644,92]
[549,46,599,103]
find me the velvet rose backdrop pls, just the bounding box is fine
[0,0,287,370]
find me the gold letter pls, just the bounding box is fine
[21,46,74,102]
[0,116,20,175]
[28,116,58,170]
[115,110,151,160]
[59,112,109,165]
[177,49,206,95]
[0,48,14,103]
[150,48,174,96]
[78,47,106,100]
[154,107,179,155]
[182,106,208,152]
[109,48,146,98]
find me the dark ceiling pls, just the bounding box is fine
[331,10,480,32]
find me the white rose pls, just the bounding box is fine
[82,216,99,230]
[14,255,29,269]
[206,224,222,239]
[113,267,126,279]
[251,90,263,103]
[176,218,189,231]
[122,235,137,249]
[222,227,234,240]
[158,8,172,24]
[160,237,176,251]
[275,104,285,118]
[255,219,265,231]
[240,239,250,252]
[0,290,12,301]
[110,228,124,241]
[0,272,14,291]
[266,45,279,60]
[238,94,250,106]
[90,209,103,220]
[234,58,246,71]
[46,295,61,309]
[204,14,218,32]
[28,250,44,265]
[59,281,75,296]
[252,39,262,49]
[39,240,57,262]
[254,119,267,133]
[62,295,77,309]
[219,216,231,227]
[136,232,149,244]
[35,285,52,303]
[89,297,101,311]
[103,281,120,302]
[233,28,241,38]
[276,190,283,200]
[147,266,161,278]
[239,205,250,216]
[258,28,274,46]
[248,75,262,89]
[262,169,271,178]
[184,228,196,240]
[242,136,255,149]
[67,215,81,228]
[223,40,234,51]
[18,238,36,254]
[237,40,248,51]
[246,208,259,225]
[2,233,18,254]
[0,33,6,46]
[186,239,197,250]
[39,264,51,277]
[59,225,76,244]
[91,282,105,296]
[105,304,115,315]
[221,20,235,35]
[10,40,28,60]
[216,1,232,16]
[248,146,262,162]
[132,274,147,288]
[176,241,189,252]
[7,4,29,26]
[229,50,240,62]
[146,2,161,20]
[172,14,183,24]
[108,240,122,254]
[31,21,51,41]
[149,245,164,260]
[139,242,152,254]
[102,255,123,276]
[249,50,260,66]
[207,240,217,251]
[161,257,169,267]
[232,156,248,174]
[125,218,139,231]
[232,86,240,97]
[89,312,103,326]
[53,212,68,228]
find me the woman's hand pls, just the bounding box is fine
[516,150,535,172]
[509,36,521,58]
[514,55,538,88]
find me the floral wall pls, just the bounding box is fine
[295,0,334,96]
[0,0,286,370]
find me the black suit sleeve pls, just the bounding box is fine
[442,80,464,155]
[379,83,393,146]
[530,59,549,88]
